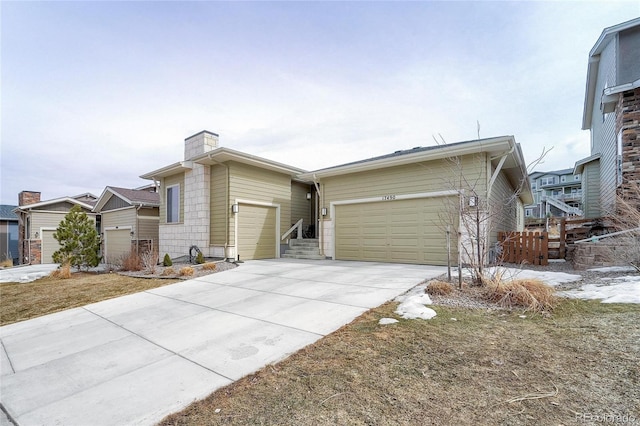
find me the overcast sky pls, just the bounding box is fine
[1,1,638,205]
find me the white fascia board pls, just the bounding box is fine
[17,197,94,211]
[301,137,515,180]
[139,161,193,180]
[93,187,133,213]
[604,78,640,96]
[192,147,307,176]
[573,153,601,174]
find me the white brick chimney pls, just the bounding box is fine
[184,130,219,160]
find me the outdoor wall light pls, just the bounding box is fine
[232,204,239,214]
[306,192,312,200]
[130,230,135,237]
[34,231,39,239]
[468,196,477,207]
[321,207,327,216]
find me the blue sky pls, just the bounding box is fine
[1,1,638,205]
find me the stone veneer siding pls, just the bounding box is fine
[617,88,640,209]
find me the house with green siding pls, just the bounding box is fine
[142,131,531,266]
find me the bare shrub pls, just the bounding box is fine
[50,262,72,279]
[179,266,194,277]
[609,182,640,271]
[141,249,159,274]
[484,278,556,312]
[161,267,176,277]
[202,262,217,271]
[0,258,13,268]
[426,280,453,296]
[119,251,143,272]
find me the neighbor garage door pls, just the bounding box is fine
[41,230,60,264]
[335,197,457,265]
[238,204,277,260]
[104,229,132,263]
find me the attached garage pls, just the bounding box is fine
[41,230,60,264]
[104,228,132,263]
[335,196,458,266]
[237,204,277,260]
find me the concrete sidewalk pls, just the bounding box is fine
[1,259,446,425]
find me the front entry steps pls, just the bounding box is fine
[282,238,325,260]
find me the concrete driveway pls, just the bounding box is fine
[0,259,446,426]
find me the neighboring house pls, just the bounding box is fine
[92,185,160,263]
[577,17,640,218]
[140,131,313,262]
[0,205,19,265]
[14,191,99,264]
[525,169,583,219]
[142,131,531,266]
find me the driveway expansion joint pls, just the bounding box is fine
[81,306,235,382]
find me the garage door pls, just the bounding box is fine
[105,229,132,263]
[238,204,277,260]
[41,230,60,264]
[335,197,458,265]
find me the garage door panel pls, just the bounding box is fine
[42,230,60,264]
[238,204,276,260]
[105,229,132,263]
[335,197,458,266]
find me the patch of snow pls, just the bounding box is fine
[0,265,59,283]
[395,292,437,320]
[561,276,640,304]
[587,266,637,273]
[379,318,399,325]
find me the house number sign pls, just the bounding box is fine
[382,195,396,201]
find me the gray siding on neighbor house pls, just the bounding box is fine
[591,39,619,215]
[618,26,640,85]
[583,161,602,218]
[33,202,76,212]
[103,195,131,211]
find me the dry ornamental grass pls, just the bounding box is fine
[426,280,453,296]
[484,278,557,313]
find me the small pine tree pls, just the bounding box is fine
[52,205,101,270]
[196,252,205,264]
[163,253,173,267]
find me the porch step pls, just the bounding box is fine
[284,238,325,260]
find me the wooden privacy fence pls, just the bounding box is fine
[497,231,549,266]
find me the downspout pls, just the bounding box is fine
[209,156,231,260]
[135,204,141,255]
[312,174,324,256]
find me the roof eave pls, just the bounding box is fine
[300,136,516,180]
[192,147,307,176]
[140,161,193,180]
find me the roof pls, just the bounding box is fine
[299,135,533,204]
[93,186,160,212]
[529,168,575,178]
[574,153,602,174]
[12,197,96,213]
[582,17,640,130]
[0,205,18,221]
[140,146,307,180]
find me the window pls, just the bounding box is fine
[525,209,532,217]
[167,185,180,223]
[561,176,567,183]
[574,175,580,181]
[540,176,556,186]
